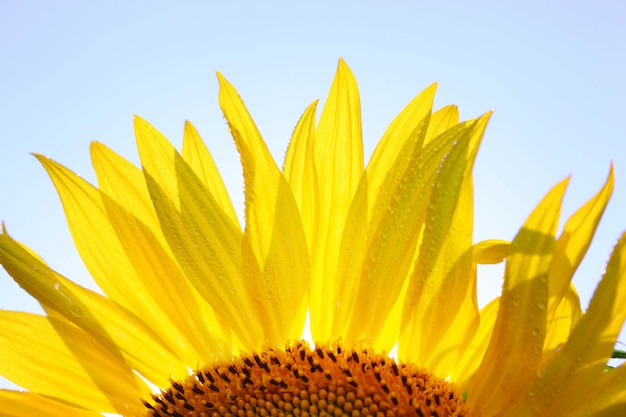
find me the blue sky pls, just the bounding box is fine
[1,0,625,390]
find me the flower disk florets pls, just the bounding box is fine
[144,342,469,417]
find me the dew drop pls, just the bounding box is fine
[70,305,83,318]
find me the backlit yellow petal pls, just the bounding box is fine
[371,276,411,352]
[569,365,626,417]
[182,120,241,228]
[543,283,582,356]
[217,73,310,344]
[400,112,491,365]
[284,100,319,252]
[369,119,476,352]
[427,240,508,379]
[90,142,231,360]
[0,230,188,386]
[338,108,472,349]
[0,390,99,417]
[133,116,262,349]
[454,298,500,391]
[468,178,569,416]
[424,104,460,145]
[547,165,614,312]
[509,232,626,417]
[34,154,142,314]
[365,83,437,198]
[34,154,206,363]
[473,239,510,264]
[0,229,186,384]
[0,311,147,415]
[334,87,435,344]
[424,264,479,378]
[310,59,363,342]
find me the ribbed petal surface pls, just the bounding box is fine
[468,178,569,415]
[218,73,310,346]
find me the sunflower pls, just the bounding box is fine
[1,59,625,417]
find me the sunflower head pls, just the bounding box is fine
[0,59,625,417]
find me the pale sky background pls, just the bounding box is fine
[1,1,625,391]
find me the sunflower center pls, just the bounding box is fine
[143,341,469,417]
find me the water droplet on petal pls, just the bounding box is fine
[70,305,83,318]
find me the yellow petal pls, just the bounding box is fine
[284,100,319,252]
[542,283,582,357]
[467,178,569,416]
[400,112,492,364]
[182,120,241,228]
[133,116,262,348]
[90,142,232,360]
[368,118,473,351]
[217,75,310,345]
[425,239,510,380]
[473,239,510,264]
[331,174,369,339]
[0,230,188,386]
[34,154,209,364]
[424,263,479,378]
[34,154,140,313]
[426,239,509,377]
[533,168,613,362]
[424,104,460,145]
[453,297,499,391]
[547,165,614,312]
[335,85,436,345]
[0,311,147,415]
[510,232,626,417]
[569,364,626,417]
[337,106,470,348]
[0,390,99,417]
[309,59,363,341]
[426,240,509,379]
[365,83,437,199]
[372,276,411,352]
